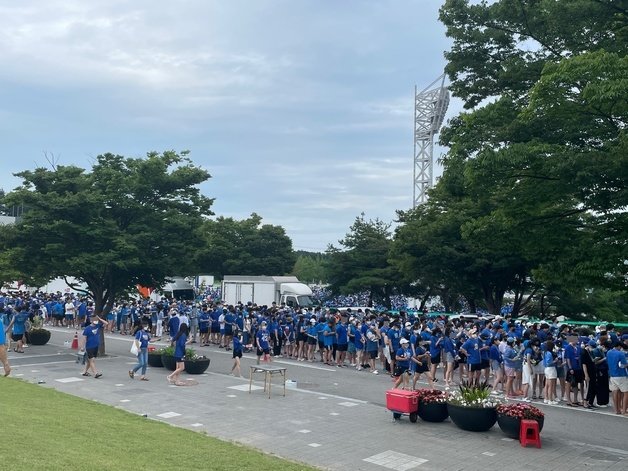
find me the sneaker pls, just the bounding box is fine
[128,371,134,379]
[543,399,549,404]
[95,373,103,379]
[357,367,363,371]
[491,390,500,396]
[549,400,559,405]
[522,397,531,403]
[373,370,379,375]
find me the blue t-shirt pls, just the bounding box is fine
[174,333,187,359]
[429,335,442,357]
[199,312,210,332]
[607,349,627,377]
[336,323,348,345]
[12,312,29,335]
[489,344,502,363]
[564,344,582,370]
[233,336,243,353]
[323,325,334,347]
[256,329,270,350]
[83,322,104,349]
[462,338,481,364]
[135,329,150,348]
[543,350,556,368]
[396,346,412,368]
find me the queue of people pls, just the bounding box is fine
[1,290,627,416]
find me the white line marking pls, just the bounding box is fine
[308,443,322,448]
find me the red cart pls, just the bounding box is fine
[386,389,419,423]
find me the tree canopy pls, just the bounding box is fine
[0,151,213,317]
[195,213,296,279]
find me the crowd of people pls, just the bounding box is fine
[1,290,627,416]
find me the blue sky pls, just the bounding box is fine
[0,0,460,252]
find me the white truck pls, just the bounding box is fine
[221,275,315,308]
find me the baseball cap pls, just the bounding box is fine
[506,337,515,344]
[405,322,412,328]
[310,318,316,324]
[588,340,597,347]
[400,338,409,344]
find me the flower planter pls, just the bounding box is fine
[184,357,210,375]
[418,400,449,423]
[27,329,51,346]
[161,354,177,371]
[497,414,544,440]
[447,403,497,432]
[147,352,164,368]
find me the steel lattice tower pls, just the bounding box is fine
[413,74,450,207]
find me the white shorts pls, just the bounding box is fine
[522,366,534,386]
[609,376,628,393]
[544,367,557,379]
[534,363,545,375]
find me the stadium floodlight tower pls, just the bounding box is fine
[413,73,450,207]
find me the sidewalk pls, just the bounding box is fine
[10,341,627,471]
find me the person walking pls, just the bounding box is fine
[129,322,151,381]
[167,323,189,385]
[230,329,243,377]
[0,313,11,376]
[82,314,107,378]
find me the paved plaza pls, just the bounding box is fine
[6,329,627,471]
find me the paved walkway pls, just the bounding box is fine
[7,336,628,471]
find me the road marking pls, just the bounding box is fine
[55,377,84,383]
[298,429,311,434]
[227,394,237,398]
[229,384,263,392]
[364,450,428,470]
[191,423,203,427]
[338,401,358,407]
[330,412,340,416]
[482,452,496,457]
[120,399,131,403]
[157,412,181,419]
[308,443,322,448]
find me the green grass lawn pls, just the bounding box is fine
[0,378,318,471]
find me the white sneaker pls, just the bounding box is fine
[522,397,531,403]
[373,370,379,375]
[357,367,363,371]
[543,399,549,404]
[549,400,559,405]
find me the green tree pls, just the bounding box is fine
[196,213,295,278]
[292,251,328,284]
[326,214,401,309]
[431,0,628,317]
[0,151,213,325]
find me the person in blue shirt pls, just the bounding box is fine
[230,329,244,377]
[335,320,348,367]
[460,331,482,386]
[129,321,152,381]
[393,338,413,389]
[0,312,10,376]
[564,337,585,407]
[543,340,558,404]
[167,323,189,385]
[168,310,180,342]
[199,306,211,346]
[306,318,318,362]
[81,314,107,378]
[606,342,627,415]
[6,306,29,353]
[489,337,503,394]
[256,321,271,365]
[210,307,221,345]
[321,320,336,365]
[441,328,456,388]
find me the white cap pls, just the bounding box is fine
[400,338,409,344]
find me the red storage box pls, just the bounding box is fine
[386,389,419,414]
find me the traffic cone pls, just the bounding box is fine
[71,332,79,350]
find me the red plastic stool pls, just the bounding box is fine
[519,419,541,448]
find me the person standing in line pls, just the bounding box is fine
[65,297,77,329]
[129,321,151,381]
[82,314,107,378]
[256,321,271,365]
[0,313,11,376]
[230,329,243,377]
[167,323,189,385]
[606,341,628,415]
[543,340,559,404]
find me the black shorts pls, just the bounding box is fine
[368,350,378,359]
[307,337,317,346]
[224,328,233,336]
[394,366,409,377]
[470,362,483,372]
[11,333,24,342]
[199,329,209,334]
[232,350,242,359]
[567,369,585,384]
[256,348,270,357]
[416,364,429,374]
[297,333,307,342]
[211,326,220,334]
[318,340,324,349]
[86,348,98,359]
[336,344,348,352]
[481,359,490,370]
[430,353,441,365]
